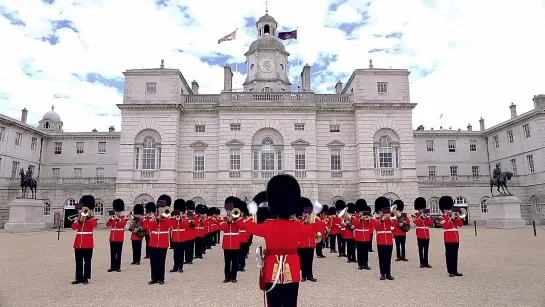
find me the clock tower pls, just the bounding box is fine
[243,13,292,92]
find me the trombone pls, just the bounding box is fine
[68,207,92,222]
[451,208,467,220]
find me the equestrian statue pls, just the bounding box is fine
[20,166,37,199]
[489,164,513,197]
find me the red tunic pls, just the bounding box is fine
[72,218,98,249]
[246,219,302,283]
[392,216,411,237]
[371,217,394,245]
[329,216,342,235]
[168,217,191,242]
[314,218,326,239]
[196,215,207,238]
[352,217,373,242]
[298,222,317,248]
[129,217,145,241]
[219,219,244,249]
[438,215,463,243]
[239,217,251,243]
[143,217,171,248]
[413,213,434,239]
[106,217,128,242]
[342,220,355,239]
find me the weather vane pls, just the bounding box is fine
[263,0,270,14]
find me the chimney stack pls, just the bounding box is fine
[509,103,517,119]
[533,94,545,109]
[223,64,233,91]
[479,117,485,131]
[92,128,98,132]
[191,80,199,94]
[335,81,343,94]
[21,108,28,124]
[109,126,115,132]
[467,124,472,131]
[300,64,311,91]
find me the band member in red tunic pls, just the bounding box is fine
[143,202,157,259]
[184,201,196,264]
[169,199,190,273]
[327,206,338,253]
[352,199,372,270]
[246,174,309,307]
[371,197,395,280]
[106,199,128,272]
[315,205,327,258]
[129,203,145,265]
[298,197,322,282]
[392,199,411,262]
[343,202,357,263]
[143,204,171,285]
[71,195,98,285]
[334,200,346,257]
[438,196,464,277]
[237,202,251,272]
[219,200,245,283]
[194,204,207,259]
[412,197,434,268]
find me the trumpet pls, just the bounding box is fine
[229,208,242,220]
[390,204,401,219]
[451,208,467,220]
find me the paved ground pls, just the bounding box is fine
[0,227,544,307]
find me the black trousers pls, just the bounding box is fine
[171,241,186,270]
[329,234,337,251]
[346,239,356,262]
[377,244,393,276]
[206,234,213,249]
[249,235,253,245]
[324,234,329,248]
[445,242,459,274]
[144,234,151,258]
[131,240,142,263]
[224,249,239,280]
[417,239,430,266]
[356,241,370,267]
[195,237,205,258]
[215,231,220,245]
[265,282,299,307]
[298,247,315,279]
[316,241,324,257]
[394,236,407,259]
[336,234,345,255]
[74,248,93,281]
[369,233,374,251]
[185,239,195,262]
[109,241,123,270]
[238,242,248,269]
[149,247,168,282]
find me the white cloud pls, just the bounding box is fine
[0,0,544,132]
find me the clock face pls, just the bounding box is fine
[259,57,275,73]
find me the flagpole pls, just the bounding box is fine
[297,27,300,92]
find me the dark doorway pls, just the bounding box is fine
[64,209,78,228]
[264,25,270,34]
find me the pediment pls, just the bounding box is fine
[291,139,310,147]
[226,139,245,146]
[327,140,345,148]
[190,141,208,148]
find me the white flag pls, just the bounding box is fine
[218,29,237,44]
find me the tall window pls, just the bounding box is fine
[31,137,37,151]
[15,132,22,146]
[378,136,393,168]
[426,140,434,152]
[74,168,82,177]
[261,138,276,171]
[469,140,477,152]
[448,140,456,152]
[193,150,205,179]
[377,82,388,93]
[430,199,439,215]
[229,149,241,178]
[252,138,283,178]
[76,142,84,154]
[527,155,535,173]
[507,130,514,144]
[137,136,161,170]
[52,168,60,178]
[11,161,19,179]
[145,82,157,94]
[330,149,342,178]
[481,199,488,213]
[493,136,499,148]
[535,198,542,214]
[94,200,104,216]
[510,158,517,175]
[450,166,458,178]
[98,142,106,154]
[428,166,436,179]
[523,124,530,138]
[54,142,62,154]
[472,166,480,177]
[43,201,51,216]
[96,167,104,178]
[295,149,306,170]
[0,126,5,141]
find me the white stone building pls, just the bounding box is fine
[0,13,543,228]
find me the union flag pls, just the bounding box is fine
[278,30,297,40]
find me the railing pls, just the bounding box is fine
[315,94,352,104]
[183,92,353,105]
[229,171,241,178]
[184,95,220,103]
[418,175,520,184]
[193,172,205,179]
[140,170,156,179]
[253,171,284,180]
[37,177,116,185]
[379,169,395,177]
[331,171,343,178]
[295,171,307,179]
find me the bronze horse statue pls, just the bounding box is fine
[20,168,37,199]
[490,171,513,197]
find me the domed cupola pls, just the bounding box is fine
[38,105,63,132]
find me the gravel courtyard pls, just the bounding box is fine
[0,227,543,307]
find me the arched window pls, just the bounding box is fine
[455,197,468,206]
[64,198,76,208]
[264,24,270,35]
[374,135,400,169]
[44,201,51,216]
[94,200,104,216]
[135,136,162,170]
[534,198,541,213]
[480,198,488,213]
[429,198,440,215]
[45,122,50,129]
[192,197,206,205]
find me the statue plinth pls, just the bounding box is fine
[4,198,47,231]
[486,196,526,228]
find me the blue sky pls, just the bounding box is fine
[1,0,544,132]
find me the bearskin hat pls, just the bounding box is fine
[374,197,389,213]
[112,199,125,212]
[157,194,172,207]
[185,200,195,212]
[195,204,206,215]
[414,197,427,210]
[145,202,156,214]
[173,199,186,212]
[267,174,300,218]
[328,207,337,215]
[239,201,249,215]
[346,202,356,214]
[362,205,372,214]
[355,199,367,213]
[321,204,329,215]
[256,207,271,223]
[334,200,346,212]
[393,199,405,212]
[215,207,221,215]
[300,197,313,214]
[133,203,145,215]
[207,207,215,216]
[225,196,239,206]
[439,196,454,211]
[253,191,267,206]
[79,195,95,210]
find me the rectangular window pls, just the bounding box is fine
[469,140,477,152]
[448,140,456,152]
[193,150,205,171]
[493,136,499,148]
[11,161,19,179]
[428,166,436,179]
[450,166,458,178]
[98,142,106,154]
[295,148,306,170]
[230,123,241,131]
[510,158,517,175]
[145,82,157,94]
[0,126,5,142]
[426,140,434,152]
[294,123,305,131]
[329,124,340,132]
[76,142,84,154]
[330,149,342,178]
[96,167,104,178]
[54,142,62,154]
[142,146,156,170]
[507,130,514,144]
[523,124,530,138]
[229,149,241,171]
[134,148,140,170]
[15,132,22,146]
[377,82,388,93]
[472,166,480,177]
[31,137,37,151]
[74,168,82,177]
[52,168,60,178]
[527,154,535,173]
[195,124,205,132]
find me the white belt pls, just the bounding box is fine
[239,230,247,233]
[171,229,186,232]
[444,229,458,232]
[416,227,429,229]
[376,231,391,234]
[77,232,92,235]
[151,231,169,234]
[110,229,124,231]
[224,233,239,236]
[354,229,370,232]
[196,227,204,229]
